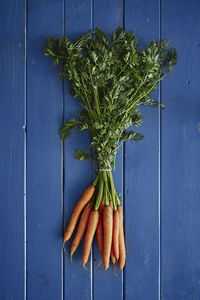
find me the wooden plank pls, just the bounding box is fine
[27,1,64,299]
[92,0,124,299]
[0,0,25,299]
[63,1,93,299]
[161,1,200,299]
[124,1,160,299]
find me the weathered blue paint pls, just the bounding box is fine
[63,1,93,299]
[125,1,160,299]
[27,1,64,299]
[161,1,200,299]
[1,0,200,300]
[0,0,25,299]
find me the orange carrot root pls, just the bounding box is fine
[82,210,99,266]
[113,210,119,260]
[102,202,113,270]
[96,195,104,253]
[99,196,104,211]
[63,185,95,246]
[118,206,126,269]
[70,203,93,257]
[110,246,116,265]
[96,214,103,253]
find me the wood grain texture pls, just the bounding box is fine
[27,1,64,299]
[92,1,124,299]
[0,0,25,299]
[63,1,93,299]
[124,1,160,299]
[161,1,200,299]
[1,0,200,299]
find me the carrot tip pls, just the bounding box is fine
[118,264,125,270]
[83,264,90,272]
[104,264,109,270]
[70,247,75,257]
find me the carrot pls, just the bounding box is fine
[63,185,95,247]
[96,196,104,253]
[118,206,126,269]
[102,202,113,270]
[82,210,99,266]
[70,203,93,257]
[110,245,116,265]
[113,210,119,260]
[99,196,104,211]
[96,213,103,253]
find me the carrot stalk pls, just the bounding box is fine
[82,210,99,266]
[94,174,104,210]
[102,202,113,270]
[70,203,93,257]
[118,206,126,269]
[63,185,95,247]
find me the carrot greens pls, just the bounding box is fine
[45,27,177,269]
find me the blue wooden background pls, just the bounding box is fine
[1,0,200,299]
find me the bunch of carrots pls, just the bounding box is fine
[45,28,176,271]
[63,172,126,270]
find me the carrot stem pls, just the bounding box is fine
[94,173,104,210]
[106,171,117,210]
[102,172,109,206]
[93,174,99,187]
[89,190,97,207]
[116,192,121,206]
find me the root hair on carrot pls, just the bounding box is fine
[83,264,90,273]
[95,258,102,270]
[114,263,118,277]
[70,255,73,263]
